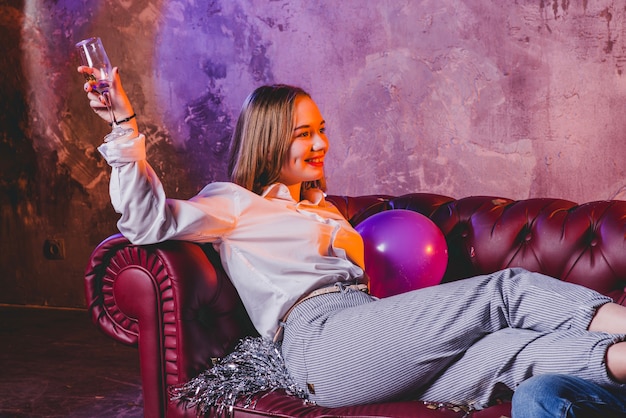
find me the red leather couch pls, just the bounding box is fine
[84,193,626,417]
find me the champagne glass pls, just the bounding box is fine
[75,37,133,141]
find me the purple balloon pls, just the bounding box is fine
[355,209,448,298]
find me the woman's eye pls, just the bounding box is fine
[297,131,309,138]
[319,127,326,134]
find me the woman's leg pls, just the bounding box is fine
[417,328,624,409]
[605,342,626,382]
[586,298,626,381]
[417,328,539,408]
[512,374,626,418]
[282,268,614,407]
[589,302,626,333]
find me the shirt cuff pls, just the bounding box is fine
[98,134,146,166]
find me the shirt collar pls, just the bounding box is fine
[261,183,326,206]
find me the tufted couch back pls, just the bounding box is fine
[84,193,626,417]
[329,194,626,302]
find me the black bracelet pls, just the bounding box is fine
[110,113,136,126]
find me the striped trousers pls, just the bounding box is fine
[280,268,626,409]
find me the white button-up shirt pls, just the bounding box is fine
[98,134,365,339]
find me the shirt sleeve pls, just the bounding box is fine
[98,133,237,245]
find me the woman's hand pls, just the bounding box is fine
[77,66,136,129]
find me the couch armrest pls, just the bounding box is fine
[84,233,256,418]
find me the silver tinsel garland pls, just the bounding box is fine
[169,337,309,417]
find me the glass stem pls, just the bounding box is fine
[102,91,117,126]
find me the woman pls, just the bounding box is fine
[78,65,626,410]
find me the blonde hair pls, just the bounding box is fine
[228,84,326,197]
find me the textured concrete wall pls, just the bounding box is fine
[3,0,626,307]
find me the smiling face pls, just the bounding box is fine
[278,95,329,199]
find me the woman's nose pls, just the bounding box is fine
[311,133,327,151]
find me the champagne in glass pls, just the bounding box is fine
[75,37,133,141]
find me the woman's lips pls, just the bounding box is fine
[306,157,324,167]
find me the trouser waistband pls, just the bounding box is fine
[273,283,369,342]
